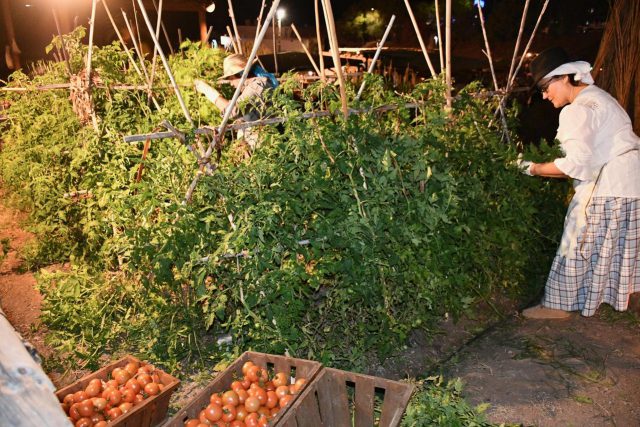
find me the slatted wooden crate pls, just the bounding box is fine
[55,355,179,427]
[277,367,414,427]
[165,351,322,427]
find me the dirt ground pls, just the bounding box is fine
[1,191,640,426]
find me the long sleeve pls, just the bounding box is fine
[553,103,600,181]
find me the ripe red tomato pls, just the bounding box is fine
[246,365,261,382]
[73,391,88,403]
[253,387,267,405]
[144,382,160,396]
[92,397,107,411]
[221,404,237,422]
[244,396,260,413]
[209,392,223,406]
[106,407,123,421]
[222,390,239,406]
[184,419,201,427]
[114,370,131,385]
[105,388,122,406]
[121,388,137,403]
[204,403,223,422]
[124,361,139,376]
[241,361,255,376]
[137,373,153,387]
[77,399,94,417]
[231,380,245,392]
[265,391,278,409]
[236,389,249,404]
[275,385,289,399]
[119,402,134,414]
[244,412,260,427]
[94,421,108,427]
[279,394,293,408]
[272,372,288,388]
[235,404,248,421]
[75,417,92,427]
[125,378,141,394]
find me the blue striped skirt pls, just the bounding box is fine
[543,197,640,316]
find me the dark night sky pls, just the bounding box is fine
[1,0,611,80]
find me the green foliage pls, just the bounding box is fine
[401,376,501,427]
[0,32,568,373]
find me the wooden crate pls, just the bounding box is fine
[165,351,322,427]
[55,355,179,427]
[277,367,415,427]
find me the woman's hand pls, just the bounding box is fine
[194,79,220,105]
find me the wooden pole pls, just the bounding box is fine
[445,0,452,108]
[356,15,396,100]
[228,0,243,55]
[403,0,437,79]
[101,0,146,86]
[123,11,152,83]
[198,9,207,44]
[0,308,70,427]
[152,0,173,54]
[86,0,99,131]
[506,0,530,89]
[178,28,183,46]
[314,0,326,81]
[434,0,444,74]
[131,0,145,58]
[320,0,349,118]
[507,0,550,91]
[150,0,164,88]
[226,26,239,53]
[291,23,321,76]
[272,17,278,75]
[135,0,193,126]
[477,1,509,142]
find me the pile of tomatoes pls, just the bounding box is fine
[183,360,307,427]
[59,360,165,427]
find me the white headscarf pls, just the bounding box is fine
[543,61,594,84]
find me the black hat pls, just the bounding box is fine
[529,47,571,86]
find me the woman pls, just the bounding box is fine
[194,53,278,150]
[521,47,640,319]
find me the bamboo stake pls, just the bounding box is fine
[445,0,452,108]
[477,1,509,142]
[506,0,550,91]
[291,23,321,76]
[123,11,152,83]
[86,0,99,131]
[178,28,183,47]
[125,101,424,144]
[434,0,444,74]
[506,0,530,89]
[185,0,281,203]
[226,26,239,53]
[320,0,349,118]
[227,0,243,55]
[272,17,278,75]
[314,0,326,81]
[135,0,193,126]
[52,8,73,76]
[255,0,266,38]
[101,0,145,84]
[149,0,164,88]
[205,26,214,46]
[151,0,173,54]
[356,15,396,100]
[132,0,146,58]
[403,0,437,79]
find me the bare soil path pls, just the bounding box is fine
[442,308,640,426]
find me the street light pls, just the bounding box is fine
[206,2,216,13]
[276,8,286,37]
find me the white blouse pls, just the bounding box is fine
[553,85,640,197]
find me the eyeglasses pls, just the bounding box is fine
[538,76,562,93]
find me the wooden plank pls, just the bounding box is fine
[0,308,69,427]
[354,375,374,427]
[317,368,350,426]
[295,389,323,427]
